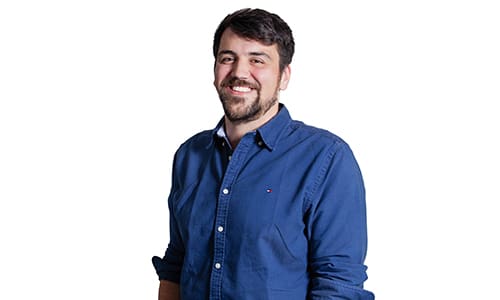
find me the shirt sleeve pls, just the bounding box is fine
[306,141,374,299]
[152,207,184,283]
[152,155,185,283]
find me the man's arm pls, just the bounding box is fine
[158,280,180,300]
[306,142,374,299]
[153,151,185,299]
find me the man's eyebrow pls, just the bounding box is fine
[217,50,236,57]
[217,50,272,60]
[249,51,272,60]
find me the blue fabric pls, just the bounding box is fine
[153,105,374,299]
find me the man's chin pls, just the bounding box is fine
[221,93,246,105]
[224,107,260,124]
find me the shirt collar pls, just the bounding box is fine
[256,103,291,151]
[215,123,232,149]
[210,103,292,151]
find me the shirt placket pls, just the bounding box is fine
[209,137,252,300]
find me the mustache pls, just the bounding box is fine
[221,77,259,89]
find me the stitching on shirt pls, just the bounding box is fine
[303,140,339,214]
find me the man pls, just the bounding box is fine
[153,8,374,299]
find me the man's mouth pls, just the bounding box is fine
[222,77,258,94]
[230,86,252,93]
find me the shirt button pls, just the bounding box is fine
[215,263,221,269]
[228,155,232,161]
[217,226,224,232]
[222,188,229,195]
[257,141,263,147]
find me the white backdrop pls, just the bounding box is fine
[1,0,499,299]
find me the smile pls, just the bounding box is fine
[231,86,252,92]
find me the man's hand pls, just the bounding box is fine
[158,280,180,300]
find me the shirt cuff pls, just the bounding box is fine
[151,256,181,283]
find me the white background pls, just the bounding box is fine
[1,0,499,299]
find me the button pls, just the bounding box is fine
[215,263,221,269]
[228,155,232,161]
[217,226,224,232]
[222,188,229,195]
[257,141,263,147]
[222,141,225,147]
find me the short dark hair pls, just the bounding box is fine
[213,8,295,72]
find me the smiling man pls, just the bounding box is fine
[215,26,291,148]
[153,8,374,300]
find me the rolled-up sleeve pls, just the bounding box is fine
[152,155,185,283]
[306,142,374,299]
[152,206,184,282]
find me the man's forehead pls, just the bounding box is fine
[218,29,278,56]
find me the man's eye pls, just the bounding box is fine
[251,59,264,64]
[220,57,234,63]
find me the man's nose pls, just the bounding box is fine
[232,60,250,79]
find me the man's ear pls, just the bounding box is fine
[279,65,291,91]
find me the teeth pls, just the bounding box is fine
[232,86,251,92]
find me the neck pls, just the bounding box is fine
[224,103,279,148]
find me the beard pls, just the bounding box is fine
[217,77,279,124]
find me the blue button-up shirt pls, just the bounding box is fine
[153,105,374,299]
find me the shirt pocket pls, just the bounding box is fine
[227,182,304,265]
[228,180,280,235]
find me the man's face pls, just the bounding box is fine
[214,28,290,124]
